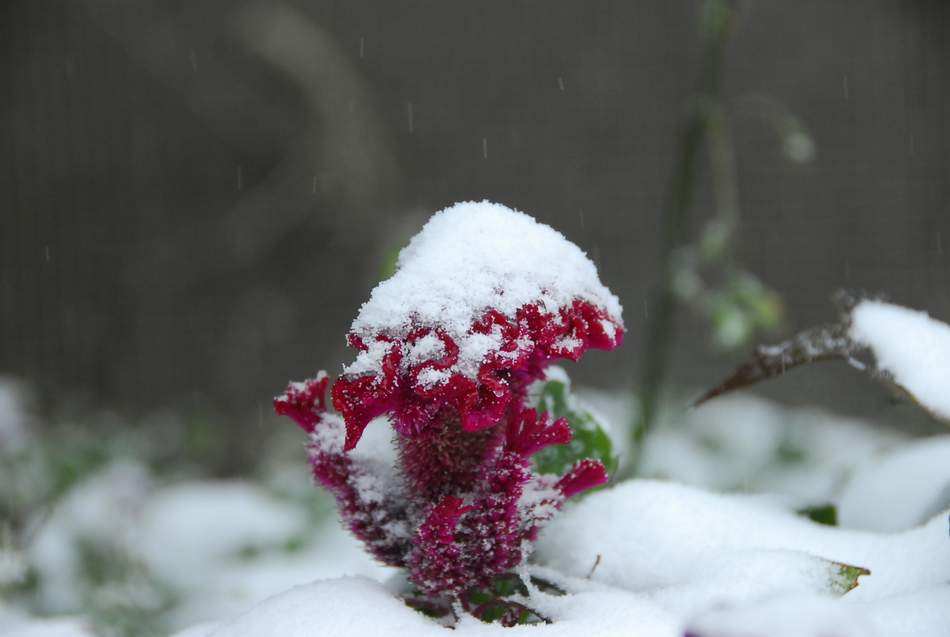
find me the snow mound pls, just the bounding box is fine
[0,616,96,637]
[345,201,623,377]
[187,575,681,637]
[138,481,307,589]
[850,300,950,421]
[29,461,152,612]
[200,577,443,637]
[838,435,950,532]
[535,480,949,601]
[174,522,395,628]
[686,588,950,637]
[177,480,950,636]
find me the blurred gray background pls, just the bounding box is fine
[2,0,948,437]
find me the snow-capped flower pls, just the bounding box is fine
[274,202,623,602]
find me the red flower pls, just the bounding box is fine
[274,202,623,599]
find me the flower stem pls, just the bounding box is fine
[624,0,738,477]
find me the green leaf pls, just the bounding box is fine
[798,503,838,527]
[829,561,870,595]
[532,371,618,478]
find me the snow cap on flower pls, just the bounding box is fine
[332,201,625,450]
[275,201,623,604]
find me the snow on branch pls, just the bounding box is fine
[697,296,950,425]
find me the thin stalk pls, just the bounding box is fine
[623,0,737,477]
[703,103,741,260]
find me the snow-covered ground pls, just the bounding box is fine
[176,477,950,637]
[2,374,947,636]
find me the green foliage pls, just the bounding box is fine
[708,271,783,350]
[532,372,618,478]
[462,574,548,626]
[775,438,807,465]
[403,573,556,626]
[799,503,838,527]
[74,538,178,637]
[829,561,870,595]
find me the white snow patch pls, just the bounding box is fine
[199,575,681,637]
[170,522,394,628]
[342,338,394,377]
[170,621,220,637]
[686,594,874,637]
[137,481,306,591]
[850,300,950,421]
[347,201,622,379]
[416,367,451,388]
[0,615,97,637]
[174,477,950,636]
[535,480,949,601]
[648,549,861,618]
[403,333,446,367]
[309,414,346,455]
[29,461,152,612]
[203,577,441,637]
[347,416,399,468]
[838,435,950,532]
[687,587,950,637]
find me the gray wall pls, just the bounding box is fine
[1,0,948,428]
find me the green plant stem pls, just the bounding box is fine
[704,103,740,258]
[623,0,736,478]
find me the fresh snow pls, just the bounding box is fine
[170,521,395,627]
[344,201,623,378]
[24,464,391,630]
[176,480,949,637]
[685,588,950,637]
[29,462,152,612]
[850,300,950,421]
[837,435,950,532]
[535,481,949,601]
[136,481,308,589]
[0,615,96,637]
[173,575,683,637]
[136,480,391,626]
[8,373,947,635]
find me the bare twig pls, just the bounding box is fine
[585,553,603,579]
[694,323,853,406]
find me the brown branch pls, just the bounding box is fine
[694,323,853,406]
